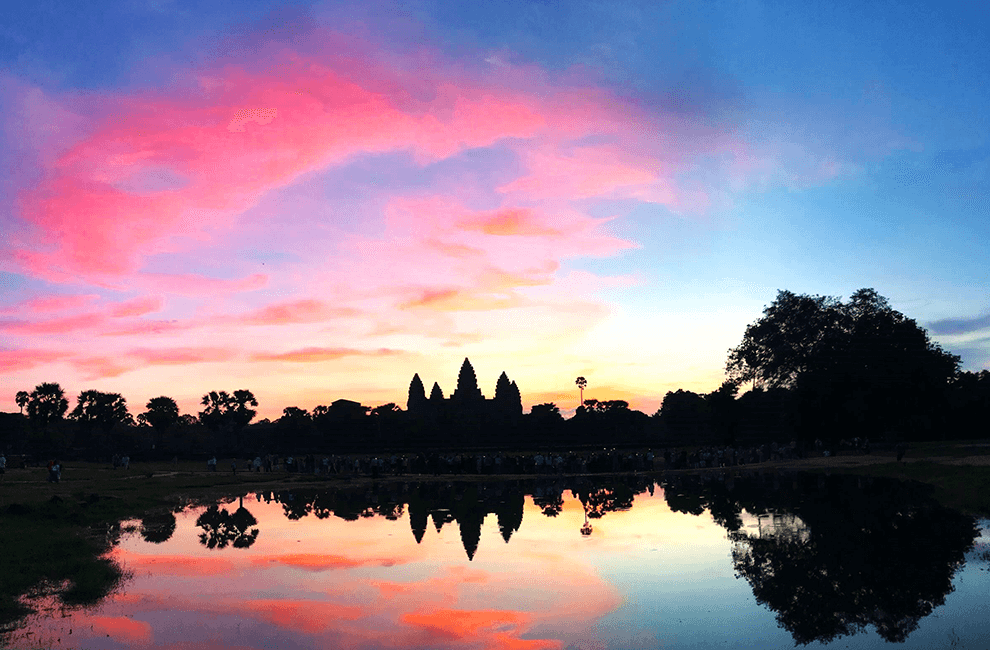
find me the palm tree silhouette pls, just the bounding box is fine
[575,377,587,408]
[15,391,29,415]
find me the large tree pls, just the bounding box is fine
[727,289,960,440]
[70,390,134,452]
[138,396,181,451]
[199,390,258,451]
[277,406,313,448]
[71,391,133,430]
[26,383,69,429]
[25,383,71,453]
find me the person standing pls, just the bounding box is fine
[0,452,6,481]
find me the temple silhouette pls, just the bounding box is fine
[407,358,523,422]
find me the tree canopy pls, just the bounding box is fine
[26,382,69,429]
[71,391,134,432]
[727,288,961,440]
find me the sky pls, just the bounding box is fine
[1,0,988,420]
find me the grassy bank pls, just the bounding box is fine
[835,461,990,517]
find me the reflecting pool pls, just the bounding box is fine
[4,473,990,649]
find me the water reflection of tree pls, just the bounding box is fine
[573,483,635,520]
[196,497,260,550]
[140,511,177,544]
[532,490,564,517]
[667,473,979,645]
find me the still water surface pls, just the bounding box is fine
[6,474,990,649]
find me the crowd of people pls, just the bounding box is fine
[0,439,883,485]
[211,440,879,479]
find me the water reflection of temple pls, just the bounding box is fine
[257,476,655,560]
[407,482,525,559]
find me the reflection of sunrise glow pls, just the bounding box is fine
[62,491,632,650]
[87,616,153,643]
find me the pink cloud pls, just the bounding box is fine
[0,294,98,314]
[69,347,238,379]
[0,296,166,336]
[7,24,737,289]
[458,208,563,237]
[0,312,106,335]
[135,272,268,295]
[70,355,136,379]
[0,348,71,372]
[251,347,404,363]
[129,347,235,365]
[399,287,527,312]
[424,239,486,259]
[8,41,558,282]
[108,295,164,318]
[498,143,669,202]
[101,319,190,337]
[237,299,358,326]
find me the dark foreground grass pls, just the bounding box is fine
[0,461,319,506]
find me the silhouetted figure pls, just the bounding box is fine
[47,459,61,483]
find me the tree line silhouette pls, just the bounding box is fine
[3,288,988,459]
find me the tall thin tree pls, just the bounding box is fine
[575,376,587,408]
[15,391,29,415]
